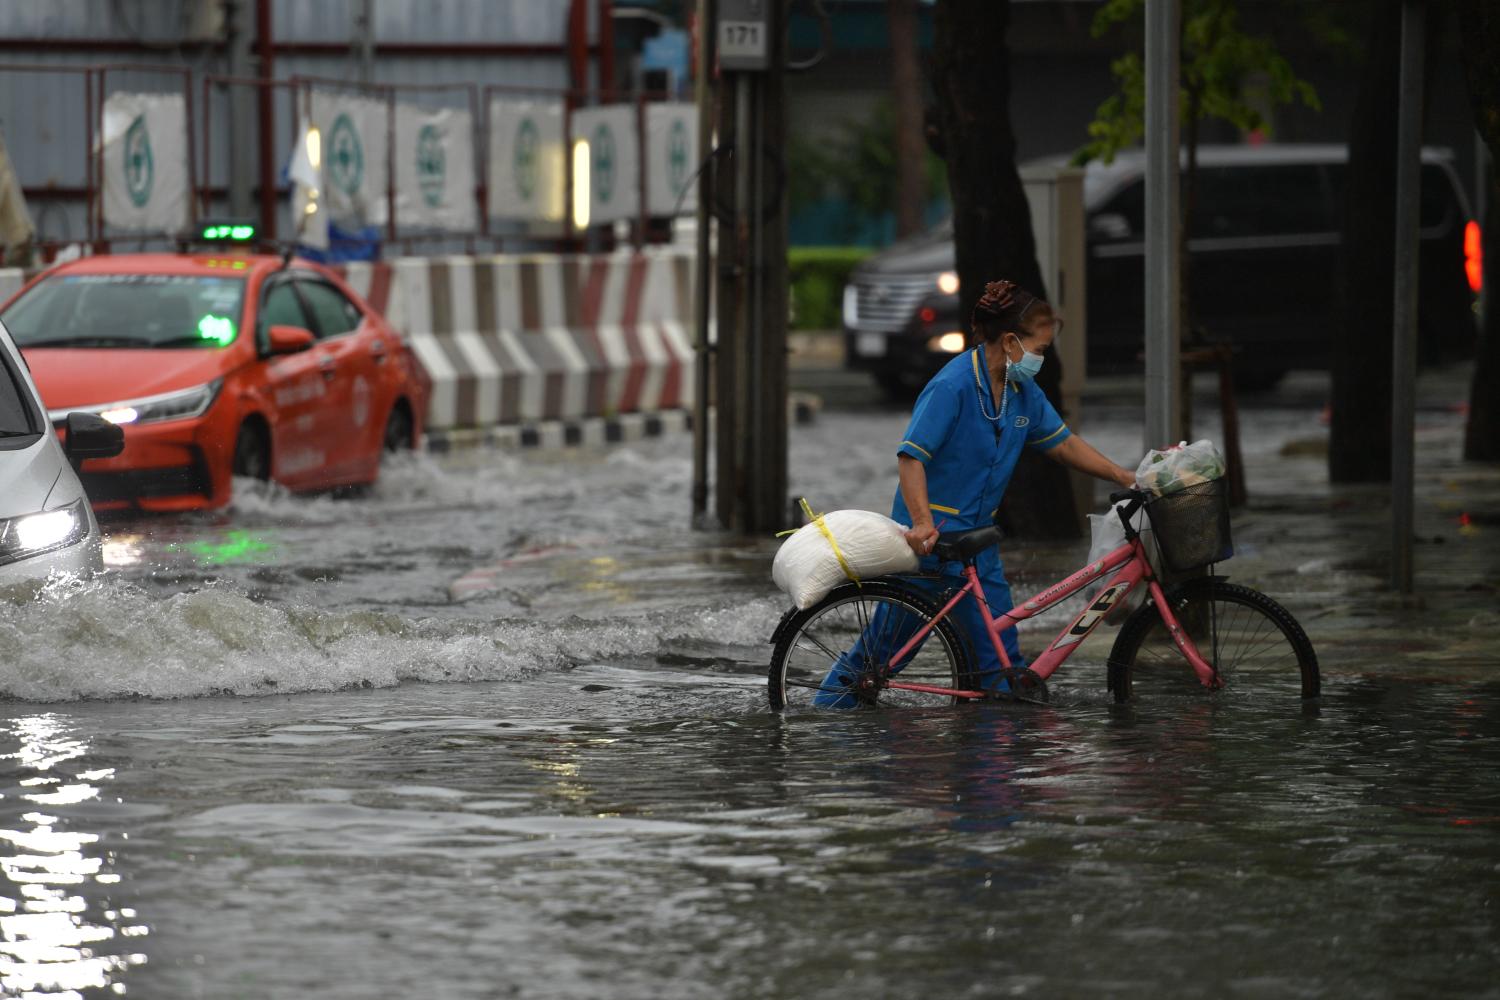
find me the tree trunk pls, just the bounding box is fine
[931,0,1078,540]
[1330,2,1401,483]
[889,0,926,239]
[1456,0,1500,462]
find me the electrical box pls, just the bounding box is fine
[718,0,770,72]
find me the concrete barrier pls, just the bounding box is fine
[336,249,697,433]
[2,251,703,450]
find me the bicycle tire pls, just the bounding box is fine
[1106,578,1319,703]
[768,580,974,710]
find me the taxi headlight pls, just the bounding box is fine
[49,379,223,427]
[0,499,89,566]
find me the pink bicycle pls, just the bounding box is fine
[768,481,1319,708]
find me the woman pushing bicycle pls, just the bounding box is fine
[813,279,1139,707]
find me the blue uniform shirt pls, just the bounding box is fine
[892,343,1071,574]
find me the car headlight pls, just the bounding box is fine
[937,271,960,296]
[49,379,223,427]
[842,284,859,327]
[0,499,89,566]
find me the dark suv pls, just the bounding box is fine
[843,144,1479,392]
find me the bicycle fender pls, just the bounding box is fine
[768,605,800,646]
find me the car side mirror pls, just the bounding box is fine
[1089,212,1133,242]
[267,324,316,355]
[64,412,125,470]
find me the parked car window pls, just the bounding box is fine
[1191,164,1332,239]
[295,281,362,339]
[1,275,247,350]
[1323,163,1457,230]
[1096,179,1145,239]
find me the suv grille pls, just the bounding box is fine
[852,275,934,333]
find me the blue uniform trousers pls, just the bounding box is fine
[813,569,1025,708]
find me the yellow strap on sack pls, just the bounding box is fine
[797,497,859,585]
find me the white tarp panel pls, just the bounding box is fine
[308,90,390,227]
[644,103,697,217]
[487,99,566,224]
[394,105,477,232]
[0,126,34,256]
[100,92,189,234]
[572,104,640,226]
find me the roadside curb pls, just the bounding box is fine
[424,394,821,454]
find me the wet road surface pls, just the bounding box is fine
[2,378,1497,997]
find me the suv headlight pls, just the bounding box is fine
[0,499,90,566]
[49,379,223,427]
[842,284,859,327]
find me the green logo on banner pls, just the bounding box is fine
[593,123,615,204]
[417,123,445,207]
[328,112,364,196]
[668,119,689,193]
[124,114,154,208]
[514,117,539,202]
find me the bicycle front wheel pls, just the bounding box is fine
[1107,578,1319,703]
[768,580,973,710]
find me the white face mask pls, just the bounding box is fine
[1006,337,1044,381]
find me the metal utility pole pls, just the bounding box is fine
[711,0,789,534]
[226,0,255,217]
[1144,0,1181,450]
[691,0,717,525]
[352,0,376,84]
[1391,0,1425,593]
[255,0,277,239]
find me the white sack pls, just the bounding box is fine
[773,509,919,610]
[1135,439,1226,496]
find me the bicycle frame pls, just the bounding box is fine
[881,535,1221,700]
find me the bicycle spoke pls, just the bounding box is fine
[1110,581,1317,703]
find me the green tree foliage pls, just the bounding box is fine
[1076,0,1321,165]
[787,100,948,242]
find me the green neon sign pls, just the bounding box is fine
[197,314,236,346]
[200,223,256,241]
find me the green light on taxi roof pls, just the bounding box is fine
[200,223,256,241]
[198,314,236,346]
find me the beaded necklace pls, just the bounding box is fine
[974,345,1012,425]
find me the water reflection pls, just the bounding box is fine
[0,715,145,996]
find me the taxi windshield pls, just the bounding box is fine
[1,273,248,350]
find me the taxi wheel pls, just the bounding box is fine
[232,422,271,481]
[382,405,413,455]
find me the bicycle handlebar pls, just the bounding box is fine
[1110,488,1149,535]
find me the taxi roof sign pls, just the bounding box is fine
[199,221,257,242]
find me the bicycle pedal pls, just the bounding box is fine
[992,668,1050,705]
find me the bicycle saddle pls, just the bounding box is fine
[932,525,1001,563]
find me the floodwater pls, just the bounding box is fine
[2,397,1497,998]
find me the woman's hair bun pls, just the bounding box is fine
[976,280,1020,315]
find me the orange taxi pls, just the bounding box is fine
[0,238,430,511]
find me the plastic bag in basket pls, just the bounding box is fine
[1135,439,1226,496]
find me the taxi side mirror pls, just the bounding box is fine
[267,324,316,355]
[64,412,125,470]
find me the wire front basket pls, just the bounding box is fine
[1144,478,1233,573]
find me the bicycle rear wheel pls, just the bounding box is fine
[768,580,973,710]
[1107,578,1319,703]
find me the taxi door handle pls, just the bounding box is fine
[369,338,388,364]
[318,354,338,381]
